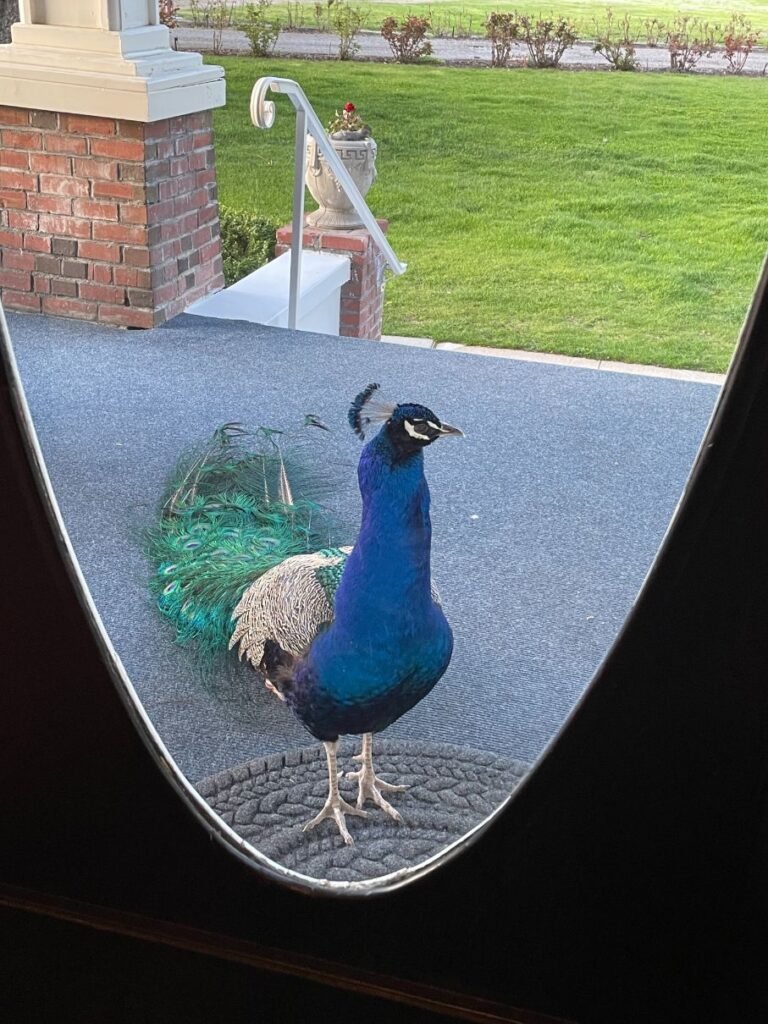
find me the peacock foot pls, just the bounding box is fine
[346,733,406,823]
[303,794,367,846]
[305,739,367,845]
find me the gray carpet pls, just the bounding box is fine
[7,311,720,794]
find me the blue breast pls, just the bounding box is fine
[287,431,454,741]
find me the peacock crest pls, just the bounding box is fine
[348,383,396,440]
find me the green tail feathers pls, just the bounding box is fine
[148,422,337,661]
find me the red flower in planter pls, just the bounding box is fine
[327,102,370,137]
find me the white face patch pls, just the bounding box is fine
[403,419,431,441]
[427,420,441,431]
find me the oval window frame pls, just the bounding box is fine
[0,252,763,897]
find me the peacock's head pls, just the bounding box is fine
[349,384,463,453]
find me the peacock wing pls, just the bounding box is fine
[229,547,352,670]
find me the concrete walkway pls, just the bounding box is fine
[174,24,768,75]
[381,335,726,386]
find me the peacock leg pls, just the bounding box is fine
[263,678,286,702]
[303,739,367,845]
[347,733,406,822]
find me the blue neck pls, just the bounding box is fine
[333,431,432,629]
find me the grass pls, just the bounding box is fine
[211,56,768,371]
[185,1,768,39]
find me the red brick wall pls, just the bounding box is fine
[276,221,388,341]
[0,107,224,328]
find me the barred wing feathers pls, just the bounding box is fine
[229,547,352,668]
[230,546,443,671]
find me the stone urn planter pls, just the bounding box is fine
[305,132,378,230]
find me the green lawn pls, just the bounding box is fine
[211,56,768,371]
[186,1,768,38]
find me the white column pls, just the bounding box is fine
[0,0,225,122]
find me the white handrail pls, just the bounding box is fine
[250,76,406,330]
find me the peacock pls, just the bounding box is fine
[149,384,462,844]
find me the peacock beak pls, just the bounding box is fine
[436,422,464,438]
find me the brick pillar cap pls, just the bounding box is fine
[277,220,389,253]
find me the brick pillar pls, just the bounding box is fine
[0,107,224,328]
[275,221,388,341]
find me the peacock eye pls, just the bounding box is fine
[403,419,431,441]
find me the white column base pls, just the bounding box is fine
[0,24,225,122]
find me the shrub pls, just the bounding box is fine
[189,0,205,27]
[219,207,276,286]
[313,1,334,31]
[644,17,665,47]
[722,15,760,75]
[486,12,520,68]
[666,16,719,72]
[593,8,639,71]
[206,0,238,53]
[159,1,179,29]
[242,0,280,57]
[330,2,366,61]
[189,0,237,31]
[513,13,578,68]
[283,1,306,30]
[380,15,433,63]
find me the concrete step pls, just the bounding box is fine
[186,250,350,334]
